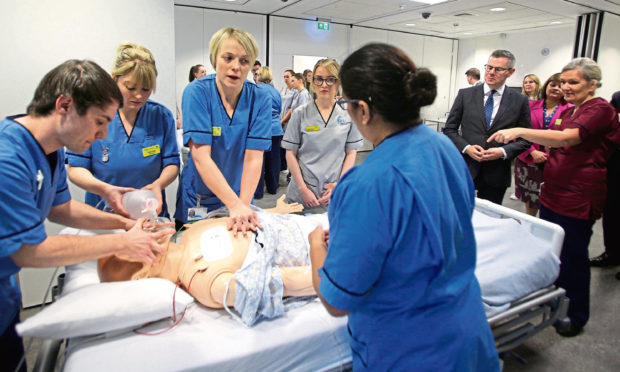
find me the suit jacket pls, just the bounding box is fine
[444,84,531,187]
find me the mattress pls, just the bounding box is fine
[58,201,562,371]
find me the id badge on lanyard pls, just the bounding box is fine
[188,194,208,221]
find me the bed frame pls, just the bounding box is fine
[32,199,568,371]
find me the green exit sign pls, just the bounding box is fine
[317,21,330,31]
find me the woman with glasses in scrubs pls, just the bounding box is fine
[174,27,271,234]
[67,42,179,218]
[309,43,500,371]
[282,58,363,209]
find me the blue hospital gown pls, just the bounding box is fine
[319,124,500,371]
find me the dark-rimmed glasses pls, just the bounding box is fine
[336,98,361,110]
[313,76,338,86]
[484,64,510,73]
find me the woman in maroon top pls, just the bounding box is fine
[514,73,573,216]
[489,58,620,337]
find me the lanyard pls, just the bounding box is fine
[543,101,559,129]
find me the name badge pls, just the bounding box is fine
[305,125,319,132]
[142,145,161,157]
[554,119,562,126]
[213,126,222,136]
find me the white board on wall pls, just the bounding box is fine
[293,55,326,73]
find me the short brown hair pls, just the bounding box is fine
[27,60,122,117]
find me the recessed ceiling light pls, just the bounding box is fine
[550,21,563,24]
[405,23,416,27]
[225,0,235,2]
[490,7,506,12]
[463,32,472,35]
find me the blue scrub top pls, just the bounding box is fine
[66,100,179,217]
[175,74,271,223]
[0,116,72,334]
[319,124,499,371]
[256,83,284,137]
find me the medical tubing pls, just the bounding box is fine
[133,275,196,336]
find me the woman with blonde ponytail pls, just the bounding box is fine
[66,42,179,218]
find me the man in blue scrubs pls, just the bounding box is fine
[0,60,170,371]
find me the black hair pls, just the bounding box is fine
[339,43,436,127]
[27,59,122,117]
[254,60,261,67]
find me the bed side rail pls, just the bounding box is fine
[488,286,568,354]
[474,198,565,258]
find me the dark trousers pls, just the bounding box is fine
[254,136,283,199]
[540,204,594,328]
[603,150,620,259]
[280,145,287,171]
[264,136,282,194]
[0,313,27,372]
[474,177,507,205]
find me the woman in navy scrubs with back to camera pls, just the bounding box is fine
[309,43,500,371]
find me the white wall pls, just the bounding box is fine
[0,0,176,117]
[174,7,266,105]
[270,17,351,94]
[0,0,176,307]
[174,7,458,124]
[456,26,575,93]
[597,12,620,101]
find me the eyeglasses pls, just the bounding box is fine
[313,76,338,86]
[484,64,511,73]
[336,98,361,110]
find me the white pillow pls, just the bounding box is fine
[16,278,193,339]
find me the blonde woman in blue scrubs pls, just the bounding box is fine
[174,28,271,235]
[67,42,179,217]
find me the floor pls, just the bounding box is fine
[20,151,620,371]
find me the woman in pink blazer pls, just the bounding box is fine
[514,73,573,216]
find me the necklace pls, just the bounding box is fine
[543,100,559,129]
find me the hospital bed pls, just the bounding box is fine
[27,198,567,371]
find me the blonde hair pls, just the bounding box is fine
[209,28,258,69]
[111,42,157,91]
[311,58,341,95]
[257,66,273,84]
[521,74,541,99]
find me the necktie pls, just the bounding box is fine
[485,90,496,129]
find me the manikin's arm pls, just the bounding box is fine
[209,267,315,308]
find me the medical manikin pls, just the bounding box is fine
[98,196,324,326]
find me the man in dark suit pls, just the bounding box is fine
[445,50,531,204]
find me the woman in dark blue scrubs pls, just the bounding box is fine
[67,42,179,218]
[309,43,500,371]
[174,28,271,235]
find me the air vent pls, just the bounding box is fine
[454,13,474,17]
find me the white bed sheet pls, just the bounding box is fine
[59,202,562,370]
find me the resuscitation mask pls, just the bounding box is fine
[122,190,159,220]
